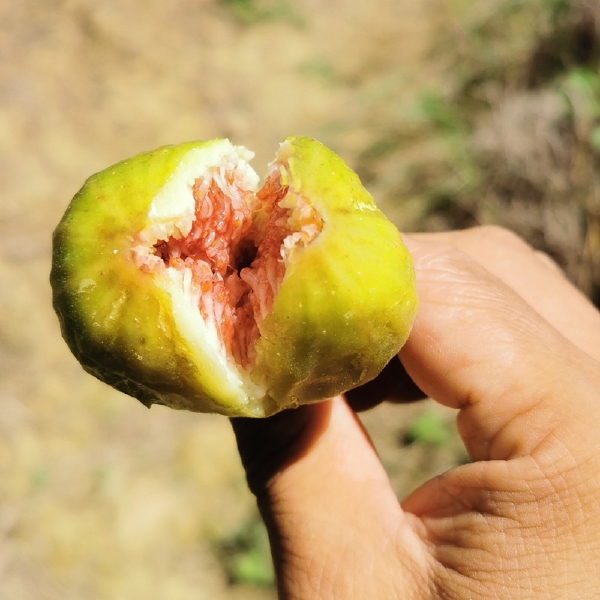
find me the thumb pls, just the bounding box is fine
[231,397,427,598]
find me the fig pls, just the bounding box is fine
[51,137,417,417]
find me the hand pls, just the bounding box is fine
[231,226,600,599]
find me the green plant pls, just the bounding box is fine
[217,517,274,586]
[591,126,600,153]
[403,411,452,448]
[220,0,302,26]
[297,58,337,85]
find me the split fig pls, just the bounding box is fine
[51,137,417,417]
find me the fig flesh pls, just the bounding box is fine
[51,137,417,417]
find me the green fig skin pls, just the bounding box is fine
[252,138,417,406]
[51,141,245,415]
[51,137,418,417]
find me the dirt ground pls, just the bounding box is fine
[0,0,573,598]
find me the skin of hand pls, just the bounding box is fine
[231,226,600,599]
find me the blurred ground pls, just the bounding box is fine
[0,0,598,598]
[0,1,448,598]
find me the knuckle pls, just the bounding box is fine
[468,225,531,252]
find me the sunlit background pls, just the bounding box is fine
[1,0,599,597]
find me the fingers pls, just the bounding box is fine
[409,226,600,362]
[231,398,426,597]
[232,400,330,497]
[232,226,600,598]
[401,235,600,462]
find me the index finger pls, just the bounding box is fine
[408,227,600,362]
[401,235,600,463]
